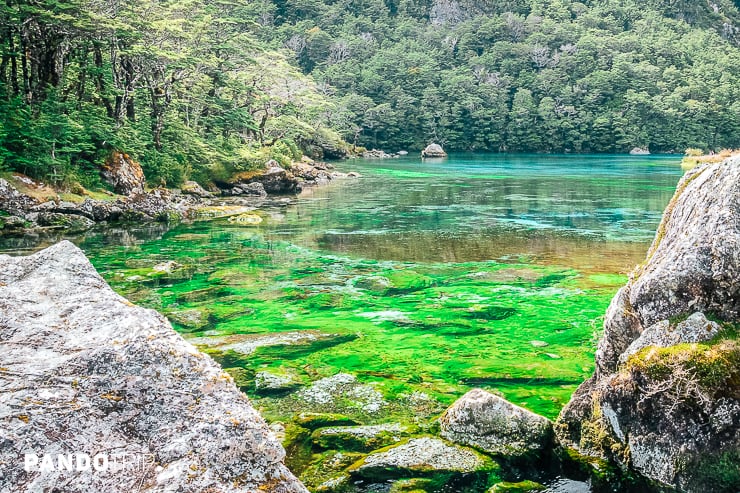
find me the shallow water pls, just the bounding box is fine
[0,154,683,421]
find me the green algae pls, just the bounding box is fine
[4,154,683,491]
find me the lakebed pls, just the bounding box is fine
[0,153,685,490]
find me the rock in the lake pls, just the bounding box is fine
[229,181,268,197]
[312,423,409,452]
[227,167,302,195]
[439,389,553,459]
[0,241,307,493]
[629,147,650,155]
[556,157,740,492]
[35,211,95,232]
[0,214,28,232]
[101,151,146,195]
[421,143,448,158]
[348,437,496,479]
[297,373,387,415]
[294,413,361,430]
[362,149,395,159]
[255,371,301,394]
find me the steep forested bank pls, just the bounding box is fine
[0,0,349,188]
[254,0,740,153]
[2,0,740,187]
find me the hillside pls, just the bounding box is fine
[2,0,740,187]
[0,0,348,187]
[252,0,740,153]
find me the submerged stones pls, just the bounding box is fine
[439,389,554,459]
[189,330,342,356]
[348,437,496,479]
[312,424,410,452]
[255,371,301,394]
[297,373,388,415]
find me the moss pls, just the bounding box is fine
[487,480,546,493]
[624,338,740,392]
[299,450,365,490]
[682,448,740,493]
[294,413,361,430]
[311,425,409,452]
[281,423,313,473]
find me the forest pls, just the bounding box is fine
[1,0,740,186]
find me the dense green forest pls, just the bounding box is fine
[1,0,740,185]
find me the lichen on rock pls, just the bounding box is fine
[556,157,740,492]
[439,388,553,459]
[0,241,307,492]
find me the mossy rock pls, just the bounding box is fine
[300,451,365,490]
[312,423,410,452]
[347,437,499,481]
[166,308,210,330]
[295,412,362,430]
[487,480,546,493]
[223,367,253,390]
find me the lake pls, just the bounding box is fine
[0,153,685,486]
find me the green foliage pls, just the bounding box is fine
[0,0,337,185]
[2,0,740,184]
[254,0,740,152]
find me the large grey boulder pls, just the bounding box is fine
[0,241,307,493]
[421,143,448,158]
[556,158,740,492]
[439,389,553,459]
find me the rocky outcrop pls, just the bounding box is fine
[629,147,651,155]
[421,143,448,158]
[556,158,740,492]
[0,177,40,216]
[229,166,302,195]
[101,151,146,195]
[181,180,213,198]
[0,241,307,493]
[439,389,554,459]
[361,149,396,159]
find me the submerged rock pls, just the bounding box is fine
[297,373,388,415]
[0,241,307,493]
[190,330,342,356]
[348,437,496,479]
[557,158,740,492]
[439,389,553,459]
[312,423,409,452]
[421,143,448,158]
[255,371,301,394]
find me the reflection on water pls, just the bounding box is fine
[267,154,681,270]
